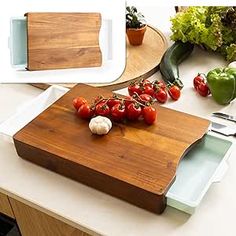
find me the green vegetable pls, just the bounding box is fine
[159,41,194,89]
[207,67,236,105]
[126,6,145,29]
[171,7,236,61]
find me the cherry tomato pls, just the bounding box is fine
[95,102,110,117]
[77,104,94,119]
[143,85,154,96]
[153,80,166,90]
[154,89,168,103]
[127,103,142,121]
[193,74,205,90]
[168,85,181,101]
[197,82,210,97]
[140,79,151,86]
[124,96,134,109]
[128,83,142,96]
[73,97,87,110]
[143,106,157,125]
[111,104,126,122]
[139,94,153,103]
[107,95,121,108]
[94,95,104,104]
[158,81,166,89]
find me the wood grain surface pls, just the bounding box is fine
[0,192,14,218]
[13,84,210,214]
[26,13,102,70]
[10,198,91,236]
[30,25,167,91]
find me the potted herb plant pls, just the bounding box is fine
[126,6,147,46]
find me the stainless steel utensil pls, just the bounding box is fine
[210,122,236,137]
[212,112,236,123]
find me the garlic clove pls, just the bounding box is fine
[228,61,236,68]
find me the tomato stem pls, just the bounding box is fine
[132,92,154,106]
[92,94,154,109]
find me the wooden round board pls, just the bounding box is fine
[31,25,168,91]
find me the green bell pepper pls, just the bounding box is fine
[207,67,236,105]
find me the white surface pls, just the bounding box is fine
[1,5,236,236]
[0,0,126,83]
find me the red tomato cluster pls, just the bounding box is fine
[193,74,211,97]
[128,79,181,103]
[72,94,157,125]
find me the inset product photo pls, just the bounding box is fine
[1,0,126,83]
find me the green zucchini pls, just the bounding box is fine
[160,41,194,89]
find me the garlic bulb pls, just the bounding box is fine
[228,61,236,68]
[89,116,112,135]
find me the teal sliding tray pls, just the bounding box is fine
[9,17,27,69]
[166,134,233,214]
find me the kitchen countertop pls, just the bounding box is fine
[1,5,236,236]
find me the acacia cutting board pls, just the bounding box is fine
[25,13,102,70]
[13,84,210,214]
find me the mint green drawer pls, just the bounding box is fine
[167,134,233,214]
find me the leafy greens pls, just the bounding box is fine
[170,7,236,61]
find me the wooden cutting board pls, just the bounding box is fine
[13,84,210,214]
[25,13,102,70]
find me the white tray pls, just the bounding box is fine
[0,85,69,141]
[0,85,233,214]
